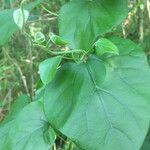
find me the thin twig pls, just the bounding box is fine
[41,5,58,17]
[23,32,34,99]
[138,0,144,42]
[147,0,150,20]
[3,48,30,97]
[27,38,34,98]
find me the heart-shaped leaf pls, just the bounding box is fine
[59,0,128,51]
[7,101,56,150]
[13,8,29,29]
[44,37,150,150]
[0,95,30,150]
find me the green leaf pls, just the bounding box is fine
[0,0,44,46]
[0,95,30,150]
[0,121,14,150]
[44,37,150,150]
[0,9,18,46]
[2,0,12,9]
[39,56,62,85]
[34,32,46,44]
[49,33,68,46]
[59,0,128,51]
[94,38,119,56]
[7,101,56,150]
[141,136,150,150]
[0,94,30,126]
[13,8,29,29]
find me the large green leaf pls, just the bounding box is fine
[59,0,128,51]
[0,0,44,46]
[1,94,30,124]
[44,37,150,150]
[0,121,14,150]
[7,101,55,150]
[0,95,30,150]
[141,130,150,150]
[141,137,150,150]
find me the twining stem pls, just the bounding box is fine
[34,44,86,56]
[41,5,58,17]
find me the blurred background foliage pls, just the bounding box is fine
[0,0,150,149]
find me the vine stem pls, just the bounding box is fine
[41,5,58,17]
[34,44,86,55]
[23,32,34,99]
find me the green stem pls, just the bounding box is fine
[34,44,86,55]
[20,1,26,32]
[41,5,58,17]
[23,32,34,99]
[68,142,74,150]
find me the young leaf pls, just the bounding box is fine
[94,38,119,56]
[34,32,46,44]
[39,56,62,85]
[13,8,29,29]
[59,0,128,51]
[44,38,150,150]
[49,33,68,46]
[7,101,56,150]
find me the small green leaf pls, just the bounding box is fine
[13,8,29,29]
[8,101,56,150]
[34,32,46,44]
[94,38,119,56]
[49,33,68,46]
[39,56,62,85]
